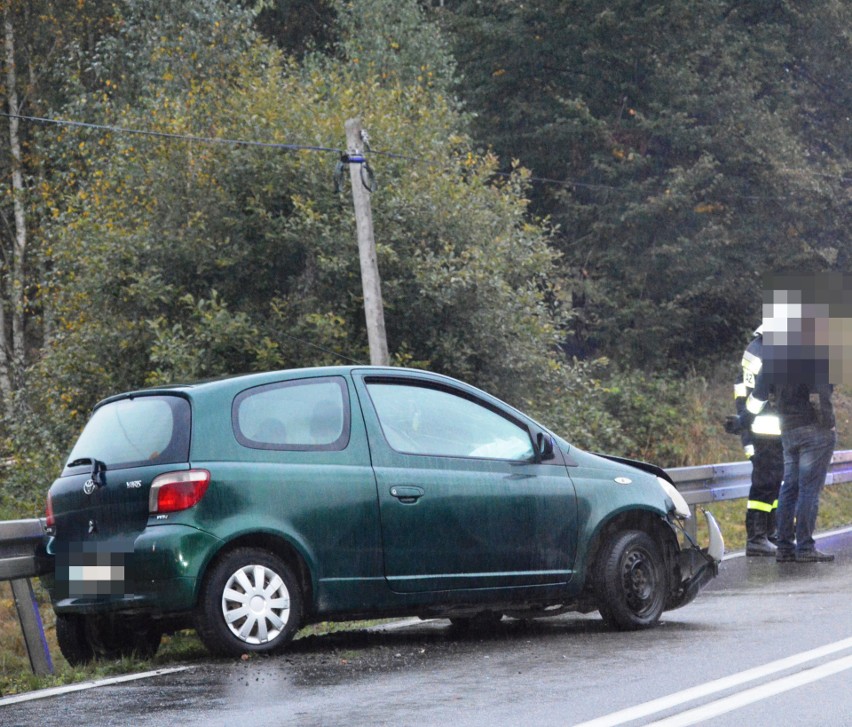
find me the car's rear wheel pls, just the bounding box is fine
[195,547,303,657]
[56,613,162,664]
[56,613,94,665]
[595,530,666,630]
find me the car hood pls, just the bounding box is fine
[590,452,673,484]
[558,443,666,482]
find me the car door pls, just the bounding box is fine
[354,372,578,594]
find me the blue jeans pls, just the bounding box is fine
[776,425,836,554]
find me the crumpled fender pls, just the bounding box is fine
[667,509,723,611]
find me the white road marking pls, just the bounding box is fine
[0,666,189,706]
[647,654,852,726]
[572,637,852,727]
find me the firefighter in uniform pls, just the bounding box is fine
[726,326,784,556]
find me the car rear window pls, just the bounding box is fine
[233,376,350,451]
[64,395,191,472]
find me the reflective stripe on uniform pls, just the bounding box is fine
[747,500,774,513]
[746,394,766,414]
[734,382,748,398]
[751,414,781,436]
[742,350,762,375]
[742,351,761,388]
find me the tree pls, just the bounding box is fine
[2,5,26,411]
[0,0,118,419]
[249,0,337,58]
[20,0,566,462]
[438,0,851,369]
[331,0,457,92]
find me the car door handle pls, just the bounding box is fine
[389,486,425,504]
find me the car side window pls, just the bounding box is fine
[366,381,534,460]
[233,377,350,451]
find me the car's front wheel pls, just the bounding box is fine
[594,530,666,630]
[195,547,303,657]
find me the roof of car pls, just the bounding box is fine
[93,366,461,408]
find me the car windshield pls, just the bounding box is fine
[65,395,191,472]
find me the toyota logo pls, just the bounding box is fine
[83,479,96,495]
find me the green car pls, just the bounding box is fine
[43,366,723,663]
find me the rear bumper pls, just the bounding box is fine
[44,524,220,616]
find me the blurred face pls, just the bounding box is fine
[760,275,852,386]
[761,288,802,346]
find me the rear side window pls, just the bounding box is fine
[233,377,350,451]
[65,395,191,472]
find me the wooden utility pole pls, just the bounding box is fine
[345,118,389,366]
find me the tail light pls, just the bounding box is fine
[45,492,55,529]
[149,470,211,514]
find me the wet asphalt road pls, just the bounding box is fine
[3,529,852,727]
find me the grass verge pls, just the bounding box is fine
[0,584,396,698]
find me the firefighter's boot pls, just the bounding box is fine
[746,510,777,557]
[767,510,778,544]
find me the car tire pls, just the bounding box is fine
[55,613,161,664]
[86,615,162,660]
[194,547,303,657]
[56,613,95,665]
[595,530,666,630]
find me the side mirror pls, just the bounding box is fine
[534,432,555,463]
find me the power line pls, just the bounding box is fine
[3,112,848,198]
[277,331,365,366]
[0,112,344,155]
[6,111,622,191]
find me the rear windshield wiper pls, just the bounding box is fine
[66,457,107,487]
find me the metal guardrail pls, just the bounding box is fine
[668,449,852,539]
[668,449,852,505]
[0,518,53,676]
[0,518,50,581]
[1,450,851,675]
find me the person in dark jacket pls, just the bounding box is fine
[747,292,837,563]
[770,382,836,562]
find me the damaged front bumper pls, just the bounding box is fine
[668,508,724,611]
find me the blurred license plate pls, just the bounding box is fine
[56,545,130,597]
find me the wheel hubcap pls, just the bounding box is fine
[222,564,291,645]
